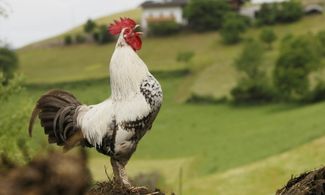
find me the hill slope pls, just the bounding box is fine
[11,9,325,194]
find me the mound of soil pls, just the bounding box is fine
[0,150,170,195]
[87,181,168,195]
[0,150,91,195]
[277,167,325,195]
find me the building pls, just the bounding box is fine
[240,0,323,19]
[140,0,188,32]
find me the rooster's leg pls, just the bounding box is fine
[110,158,148,192]
[110,158,131,187]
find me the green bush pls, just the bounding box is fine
[231,39,274,103]
[75,34,86,44]
[277,1,303,23]
[256,1,303,25]
[256,3,279,25]
[231,80,275,104]
[273,35,322,101]
[221,13,248,44]
[260,28,277,49]
[317,31,325,56]
[306,82,325,103]
[184,0,231,31]
[0,47,18,84]
[0,73,23,101]
[64,35,73,45]
[187,93,223,104]
[93,25,113,44]
[84,19,97,33]
[177,51,194,63]
[234,39,265,79]
[149,21,181,36]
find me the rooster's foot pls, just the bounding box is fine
[129,186,149,193]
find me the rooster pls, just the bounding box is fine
[28,18,163,191]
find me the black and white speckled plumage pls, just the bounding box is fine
[140,75,163,109]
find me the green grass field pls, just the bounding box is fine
[2,9,325,194]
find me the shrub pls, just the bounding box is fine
[0,47,18,84]
[84,19,97,33]
[221,13,248,44]
[317,31,325,56]
[177,51,194,64]
[75,34,86,44]
[256,1,303,25]
[273,35,322,100]
[260,28,277,49]
[234,39,265,79]
[149,21,181,36]
[277,1,303,23]
[187,93,223,104]
[0,73,23,101]
[64,35,73,45]
[306,82,325,103]
[256,3,279,25]
[184,0,231,31]
[231,80,275,104]
[93,25,113,44]
[231,39,274,103]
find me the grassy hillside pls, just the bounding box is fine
[8,70,325,194]
[19,14,325,97]
[183,136,325,195]
[25,9,142,48]
[8,8,325,194]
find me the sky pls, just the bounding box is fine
[0,0,285,48]
[0,0,145,48]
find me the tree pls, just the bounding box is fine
[277,0,303,23]
[234,39,265,79]
[75,34,86,44]
[149,21,181,36]
[256,3,279,25]
[93,25,113,44]
[260,28,277,49]
[231,39,274,103]
[228,0,248,11]
[221,13,248,44]
[317,31,325,57]
[0,47,18,84]
[273,35,322,100]
[184,0,231,31]
[84,19,97,33]
[64,35,73,45]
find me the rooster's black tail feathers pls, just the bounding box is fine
[28,89,82,146]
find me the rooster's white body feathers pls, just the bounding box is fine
[77,34,162,159]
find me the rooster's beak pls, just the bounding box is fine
[134,24,140,30]
[134,25,143,36]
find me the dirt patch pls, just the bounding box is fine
[0,150,171,195]
[277,166,325,195]
[88,180,169,195]
[0,150,91,195]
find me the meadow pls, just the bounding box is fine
[2,9,325,195]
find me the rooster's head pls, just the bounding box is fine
[108,18,142,51]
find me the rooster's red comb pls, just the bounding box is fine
[108,17,137,35]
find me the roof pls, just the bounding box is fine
[141,0,188,8]
[304,4,324,14]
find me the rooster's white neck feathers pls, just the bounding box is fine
[109,33,148,101]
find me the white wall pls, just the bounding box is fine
[251,0,287,4]
[141,6,186,30]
